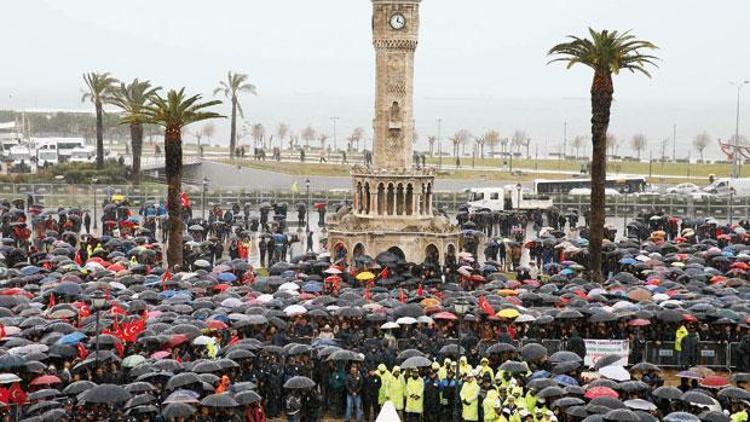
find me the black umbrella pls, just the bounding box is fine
[630,362,661,373]
[595,355,623,369]
[537,386,566,398]
[520,343,548,361]
[397,349,426,361]
[438,344,465,356]
[681,391,715,406]
[0,354,25,369]
[590,397,625,409]
[567,406,589,418]
[698,410,730,422]
[717,387,750,400]
[284,376,316,389]
[78,384,132,404]
[162,403,197,419]
[200,393,239,408]
[604,409,640,422]
[527,379,557,390]
[235,390,262,406]
[498,360,529,374]
[166,372,201,390]
[652,386,683,400]
[62,380,96,395]
[550,351,583,363]
[663,412,701,422]
[485,342,517,354]
[552,397,585,408]
[327,350,364,362]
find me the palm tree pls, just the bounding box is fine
[693,132,711,162]
[214,72,256,159]
[125,88,222,268]
[110,79,161,185]
[549,28,658,281]
[81,72,118,169]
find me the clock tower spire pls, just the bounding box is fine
[371,0,420,169]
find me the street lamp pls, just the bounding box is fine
[729,187,736,225]
[91,178,99,231]
[731,80,749,178]
[452,299,470,422]
[89,290,108,370]
[437,118,443,170]
[515,183,523,210]
[201,177,209,219]
[305,178,311,233]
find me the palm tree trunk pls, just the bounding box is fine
[165,125,184,269]
[229,98,237,159]
[130,123,143,185]
[95,102,104,169]
[589,70,613,282]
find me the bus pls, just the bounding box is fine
[32,137,86,162]
[534,177,647,195]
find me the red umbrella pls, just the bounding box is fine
[432,311,458,321]
[213,284,231,292]
[584,386,619,399]
[30,375,61,386]
[700,375,730,389]
[167,334,189,348]
[628,319,651,327]
[207,320,228,331]
[682,314,698,323]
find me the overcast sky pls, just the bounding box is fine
[1,0,748,158]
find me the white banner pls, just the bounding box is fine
[583,339,630,367]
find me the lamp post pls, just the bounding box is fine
[729,187,736,225]
[201,177,209,219]
[91,178,99,231]
[305,178,311,233]
[731,80,749,178]
[437,118,443,170]
[516,183,522,210]
[90,290,108,370]
[452,299,470,422]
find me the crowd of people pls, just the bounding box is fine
[0,194,748,421]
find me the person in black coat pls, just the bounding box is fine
[567,329,587,359]
[423,366,442,422]
[363,369,382,421]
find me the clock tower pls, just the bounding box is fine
[371,0,420,169]
[327,0,460,266]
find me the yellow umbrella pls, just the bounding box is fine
[420,298,440,308]
[497,308,520,319]
[355,271,376,281]
[111,194,126,202]
[497,289,518,297]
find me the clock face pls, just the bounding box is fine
[390,13,406,30]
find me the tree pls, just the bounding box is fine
[427,136,437,156]
[606,133,619,158]
[475,136,486,158]
[348,127,365,151]
[659,137,670,161]
[631,134,648,160]
[549,27,658,281]
[202,123,216,146]
[301,125,316,149]
[572,135,586,160]
[287,132,298,150]
[81,72,118,169]
[692,131,711,162]
[110,79,160,185]
[276,122,289,150]
[213,71,257,158]
[251,123,265,147]
[483,130,500,156]
[512,130,531,157]
[451,129,471,159]
[125,88,222,268]
[318,133,329,150]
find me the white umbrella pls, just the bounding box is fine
[457,266,472,277]
[380,322,400,330]
[323,267,342,275]
[0,374,22,384]
[284,305,307,316]
[396,317,417,325]
[598,365,630,382]
[256,294,274,304]
[376,402,400,422]
[416,316,433,324]
[515,314,536,323]
[221,298,243,308]
[279,282,300,292]
[625,399,657,411]
[192,335,214,346]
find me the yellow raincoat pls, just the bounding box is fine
[387,369,406,410]
[675,325,688,352]
[376,364,391,405]
[405,376,424,414]
[460,378,481,421]
[459,357,473,377]
[477,359,495,379]
[731,410,749,422]
[482,389,500,422]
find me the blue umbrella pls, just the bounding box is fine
[529,370,551,380]
[302,282,323,293]
[56,332,86,345]
[217,273,237,283]
[619,258,637,265]
[554,374,579,386]
[20,266,42,276]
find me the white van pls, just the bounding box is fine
[69,146,96,163]
[35,140,59,166]
[466,186,554,211]
[703,178,750,197]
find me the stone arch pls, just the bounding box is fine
[387,246,406,261]
[364,182,371,214]
[405,183,414,215]
[386,183,395,215]
[356,182,363,213]
[396,183,405,215]
[424,244,439,266]
[353,243,365,259]
[444,243,456,267]
[377,183,385,215]
[333,242,349,263]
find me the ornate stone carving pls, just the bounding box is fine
[373,39,418,50]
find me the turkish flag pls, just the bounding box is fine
[8,383,26,405]
[113,341,125,358]
[77,343,89,360]
[477,295,495,316]
[48,294,55,308]
[0,387,9,404]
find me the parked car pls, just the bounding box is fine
[666,183,701,195]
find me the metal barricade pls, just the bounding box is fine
[645,341,728,369]
[644,341,679,367]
